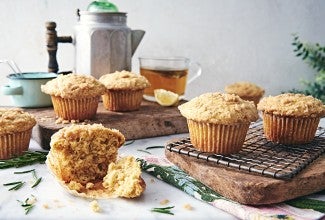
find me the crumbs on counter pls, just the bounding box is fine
[183,203,193,210]
[43,203,50,209]
[55,118,91,125]
[150,178,155,183]
[90,200,101,213]
[160,199,169,205]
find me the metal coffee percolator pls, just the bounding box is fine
[46,10,145,79]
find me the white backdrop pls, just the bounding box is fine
[0,0,324,105]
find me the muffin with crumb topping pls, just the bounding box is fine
[46,124,145,199]
[41,73,106,120]
[257,93,325,144]
[225,81,265,105]
[0,108,36,159]
[99,71,150,111]
[178,93,258,154]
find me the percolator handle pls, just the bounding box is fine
[45,21,73,73]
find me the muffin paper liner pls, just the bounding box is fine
[187,119,250,154]
[262,112,320,144]
[102,89,144,112]
[51,96,99,120]
[0,129,32,159]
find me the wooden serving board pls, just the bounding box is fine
[27,100,188,150]
[165,150,325,205]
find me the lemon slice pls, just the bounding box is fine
[154,89,179,106]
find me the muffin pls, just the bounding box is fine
[225,81,265,105]
[0,108,36,159]
[46,124,145,198]
[99,70,150,111]
[41,73,106,120]
[178,93,259,154]
[257,93,325,144]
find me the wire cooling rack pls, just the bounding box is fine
[166,122,325,179]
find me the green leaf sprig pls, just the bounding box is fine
[3,169,42,190]
[290,34,325,103]
[3,181,25,191]
[17,195,36,215]
[137,145,165,154]
[124,140,135,146]
[0,151,48,169]
[150,206,175,215]
[145,146,164,150]
[31,170,42,188]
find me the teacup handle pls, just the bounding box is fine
[2,85,23,95]
[187,62,201,84]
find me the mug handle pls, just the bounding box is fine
[187,62,201,84]
[2,85,23,95]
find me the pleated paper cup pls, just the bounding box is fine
[0,129,32,159]
[51,96,100,121]
[102,89,144,112]
[262,112,320,145]
[187,119,250,154]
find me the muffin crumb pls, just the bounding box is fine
[183,203,193,210]
[160,199,169,205]
[90,200,101,213]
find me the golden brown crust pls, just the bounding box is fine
[0,108,36,135]
[99,70,150,90]
[225,81,265,97]
[41,73,106,99]
[178,92,259,124]
[257,93,325,117]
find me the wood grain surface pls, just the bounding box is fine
[27,100,188,150]
[165,149,325,205]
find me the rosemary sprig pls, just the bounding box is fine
[137,149,152,154]
[17,196,36,215]
[0,151,48,169]
[31,170,42,188]
[151,206,175,215]
[3,181,25,191]
[14,169,35,174]
[145,145,165,150]
[124,140,135,146]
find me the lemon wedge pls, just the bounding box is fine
[154,89,179,106]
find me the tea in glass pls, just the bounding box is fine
[140,67,188,96]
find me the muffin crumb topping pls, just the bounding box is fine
[178,93,259,124]
[41,73,106,99]
[257,93,325,117]
[99,70,150,90]
[0,108,36,135]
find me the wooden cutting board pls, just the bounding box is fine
[27,100,188,150]
[165,150,325,205]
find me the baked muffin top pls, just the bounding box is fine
[178,92,259,124]
[0,108,36,135]
[225,81,265,97]
[41,73,106,99]
[99,71,150,90]
[257,93,325,117]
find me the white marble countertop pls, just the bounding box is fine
[0,119,324,219]
[0,132,238,220]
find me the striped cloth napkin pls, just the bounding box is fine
[138,155,325,220]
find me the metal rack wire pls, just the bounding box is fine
[166,122,325,179]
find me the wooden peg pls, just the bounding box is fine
[45,21,72,73]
